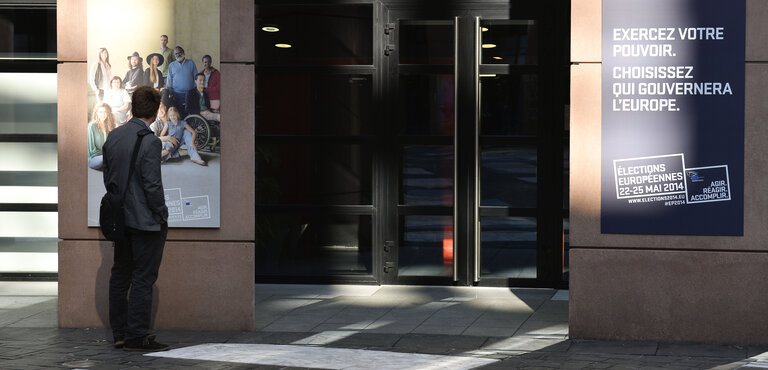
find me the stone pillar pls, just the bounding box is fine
[56,0,256,331]
[569,0,768,345]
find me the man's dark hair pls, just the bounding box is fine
[161,34,168,39]
[195,72,206,80]
[202,54,212,62]
[131,86,162,119]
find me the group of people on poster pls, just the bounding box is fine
[87,34,222,170]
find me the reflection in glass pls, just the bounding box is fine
[402,146,453,206]
[0,73,57,134]
[257,144,371,205]
[563,144,570,209]
[480,20,537,65]
[255,214,372,275]
[0,237,58,272]
[0,212,57,238]
[400,216,453,277]
[400,74,454,135]
[257,74,371,135]
[0,143,57,171]
[481,146,537,207]
[399,21,453,65]
[0,186,56,203]
[480,74,538,136]
[0,8,56,60]
[256,4,372,65]
[563,217,570,280]
[480,217,536,278]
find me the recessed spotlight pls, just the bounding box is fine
[492,56,503,60]
[481,44,496,49]
[481,27,489,32]
[262,26,280,32]
[275,43,292,48]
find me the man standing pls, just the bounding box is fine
[102,86,169,352]
[166,46,197,116]
[157,35,173,83]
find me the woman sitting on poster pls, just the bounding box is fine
[88,47,113,101]
[103,76,131,124]
[145,53,165,91]
[87,102,117,170]
[123,51,145,95]
[159,107,206,166]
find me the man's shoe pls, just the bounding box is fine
[123,335,169,352]
[191,158,207,166]
[114,333,155,349]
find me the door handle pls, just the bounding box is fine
[474,16,481,283]
[453,15,459,282]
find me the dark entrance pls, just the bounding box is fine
[254,0,570,287]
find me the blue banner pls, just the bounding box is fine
[601,0,744,235]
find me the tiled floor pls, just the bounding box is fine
[1,282,767,369]
[252,284,569,339]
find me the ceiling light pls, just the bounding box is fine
[262,25,279,32]
[492,56,503,60]
[479,74,497,78]
[275,43,292,48]
[481,27,489,32]
[481,44,496,49]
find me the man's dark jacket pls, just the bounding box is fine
[102,118,168,231]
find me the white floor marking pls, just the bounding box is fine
[147,343,498,370]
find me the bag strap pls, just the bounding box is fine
[122,129,152,198]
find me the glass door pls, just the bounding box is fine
[382,3,568,287]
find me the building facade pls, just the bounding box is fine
[0,0,763,344]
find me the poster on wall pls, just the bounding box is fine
[601,0,744,235]
[86,0,221,228]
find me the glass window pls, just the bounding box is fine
[399,20,453,65]
[257,144,372,205]
[0,8,57,60]
[480,20,537,65]
[0,212,57,238]
[480,74,538,136]
[480,216,536,278]
[480,145,537,207]
[563,217,569,280]
[0,142,57,171]
[255,214,372,275]
[257,74,372,135]
[0,237,58,272]
[399,215,453,277]
[402,145,453,206]
[256,4,372,65]
[399,74,454,135]
[563,144,569,209]
[0,73,57,134]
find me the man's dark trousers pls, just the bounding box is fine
[109,224,167,342]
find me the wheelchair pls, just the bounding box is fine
[183,114,220,153]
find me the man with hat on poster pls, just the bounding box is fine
[123,51,146,95]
